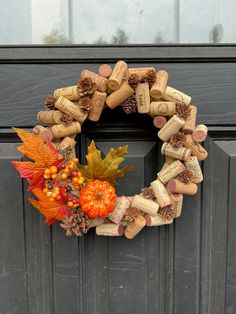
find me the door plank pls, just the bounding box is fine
[1,63,236,126]
[0,143,28,314]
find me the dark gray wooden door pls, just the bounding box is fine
[0,46,236,314]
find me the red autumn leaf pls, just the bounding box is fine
[12,128,63,190]
[29,188,72,225]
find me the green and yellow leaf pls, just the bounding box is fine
[77,141,134,185]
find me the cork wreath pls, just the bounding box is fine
[12,61,208,239]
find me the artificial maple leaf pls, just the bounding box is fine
[12,128,63,190]
[29,188,72,225]
[77,140,134,185]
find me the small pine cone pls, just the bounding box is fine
[169,132,185,148]
[146,69,157,87]
[141,187,155,200]
[140,75,149,84]
[128,74,140,90]
[140,69,157,87]
[60,113,74,126]
[122,96,137,114]
[159,207,176,221]
[60,209,90,237]
[123,207,141,223]
[78,96,93,113]
[179,170,194,184]
[45,95,56,110]
[176,103,191,120]
[77,77,97,96]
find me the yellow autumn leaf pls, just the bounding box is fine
[77,141,134,185]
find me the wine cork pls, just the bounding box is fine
[153,116,167,128]
[58,136,76,156]
[80,69,108,92]
[108,60,128,91]
[165,156,176,164]
[52,138,62,148]
[164,86,191,105]
[33,125,53,142]
[185,156,203,183]
[98,64,113,78]
[169,193,183,217]
[135,83,150,113]
[131,195,159,216]
[51,122,81,138]
[67,147,76,161]
[54,86,81,101]
[167,179,198,195]
[127,196,134,203]
[89,218,104,228]
[182,105,197,134]
[158,162,170,173]
[96,223,124,236]
[161,142,191,161]
[106,81,134,109]
[88,91,107,121]
[127,67,156,79]
[158,114,185,141]
[158,160,186,184]
[145,214,173,226]
[108,196,131,224]
[150,179,172,208]
[149,101,176,116]
[37,110,63,125]
[183,134,208,161]
[55,96,87,123]
[150,70,168,99]
[124,215,146,239]
[192,124,208,142]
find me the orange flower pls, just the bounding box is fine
[79,180,117,218]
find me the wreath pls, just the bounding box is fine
[12,61,208,239]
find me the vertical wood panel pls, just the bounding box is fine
[174,191,201,314]
[0,144,28,314]
[200,139,230,314]
[226,152,236,314]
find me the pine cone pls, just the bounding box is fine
[78,96,93,113]
[60,209,90,236]
[128,74,140,90]
[179,170,194,184]
[45,95,56,110]
[159,207,176,221]
[123,207,141,223]
[169,132,185,148]
[176,103,191,120]
[146,69,157,87]
[60,113,74,126]
[140,69,157,87]
[77,78,97,96]
[141,187,155,200]
[122,96,137,114]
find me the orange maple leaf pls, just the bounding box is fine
[29,188,72,225]
[12,128,63,190]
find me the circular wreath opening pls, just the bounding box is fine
[12,61,208,240]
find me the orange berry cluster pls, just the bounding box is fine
[60,158,85,190]
[43,158,85,204]
[43,186,60,202]
[44,165,58,180]
[66,197,79,208]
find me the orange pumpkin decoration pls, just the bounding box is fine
[79,180,117,218]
